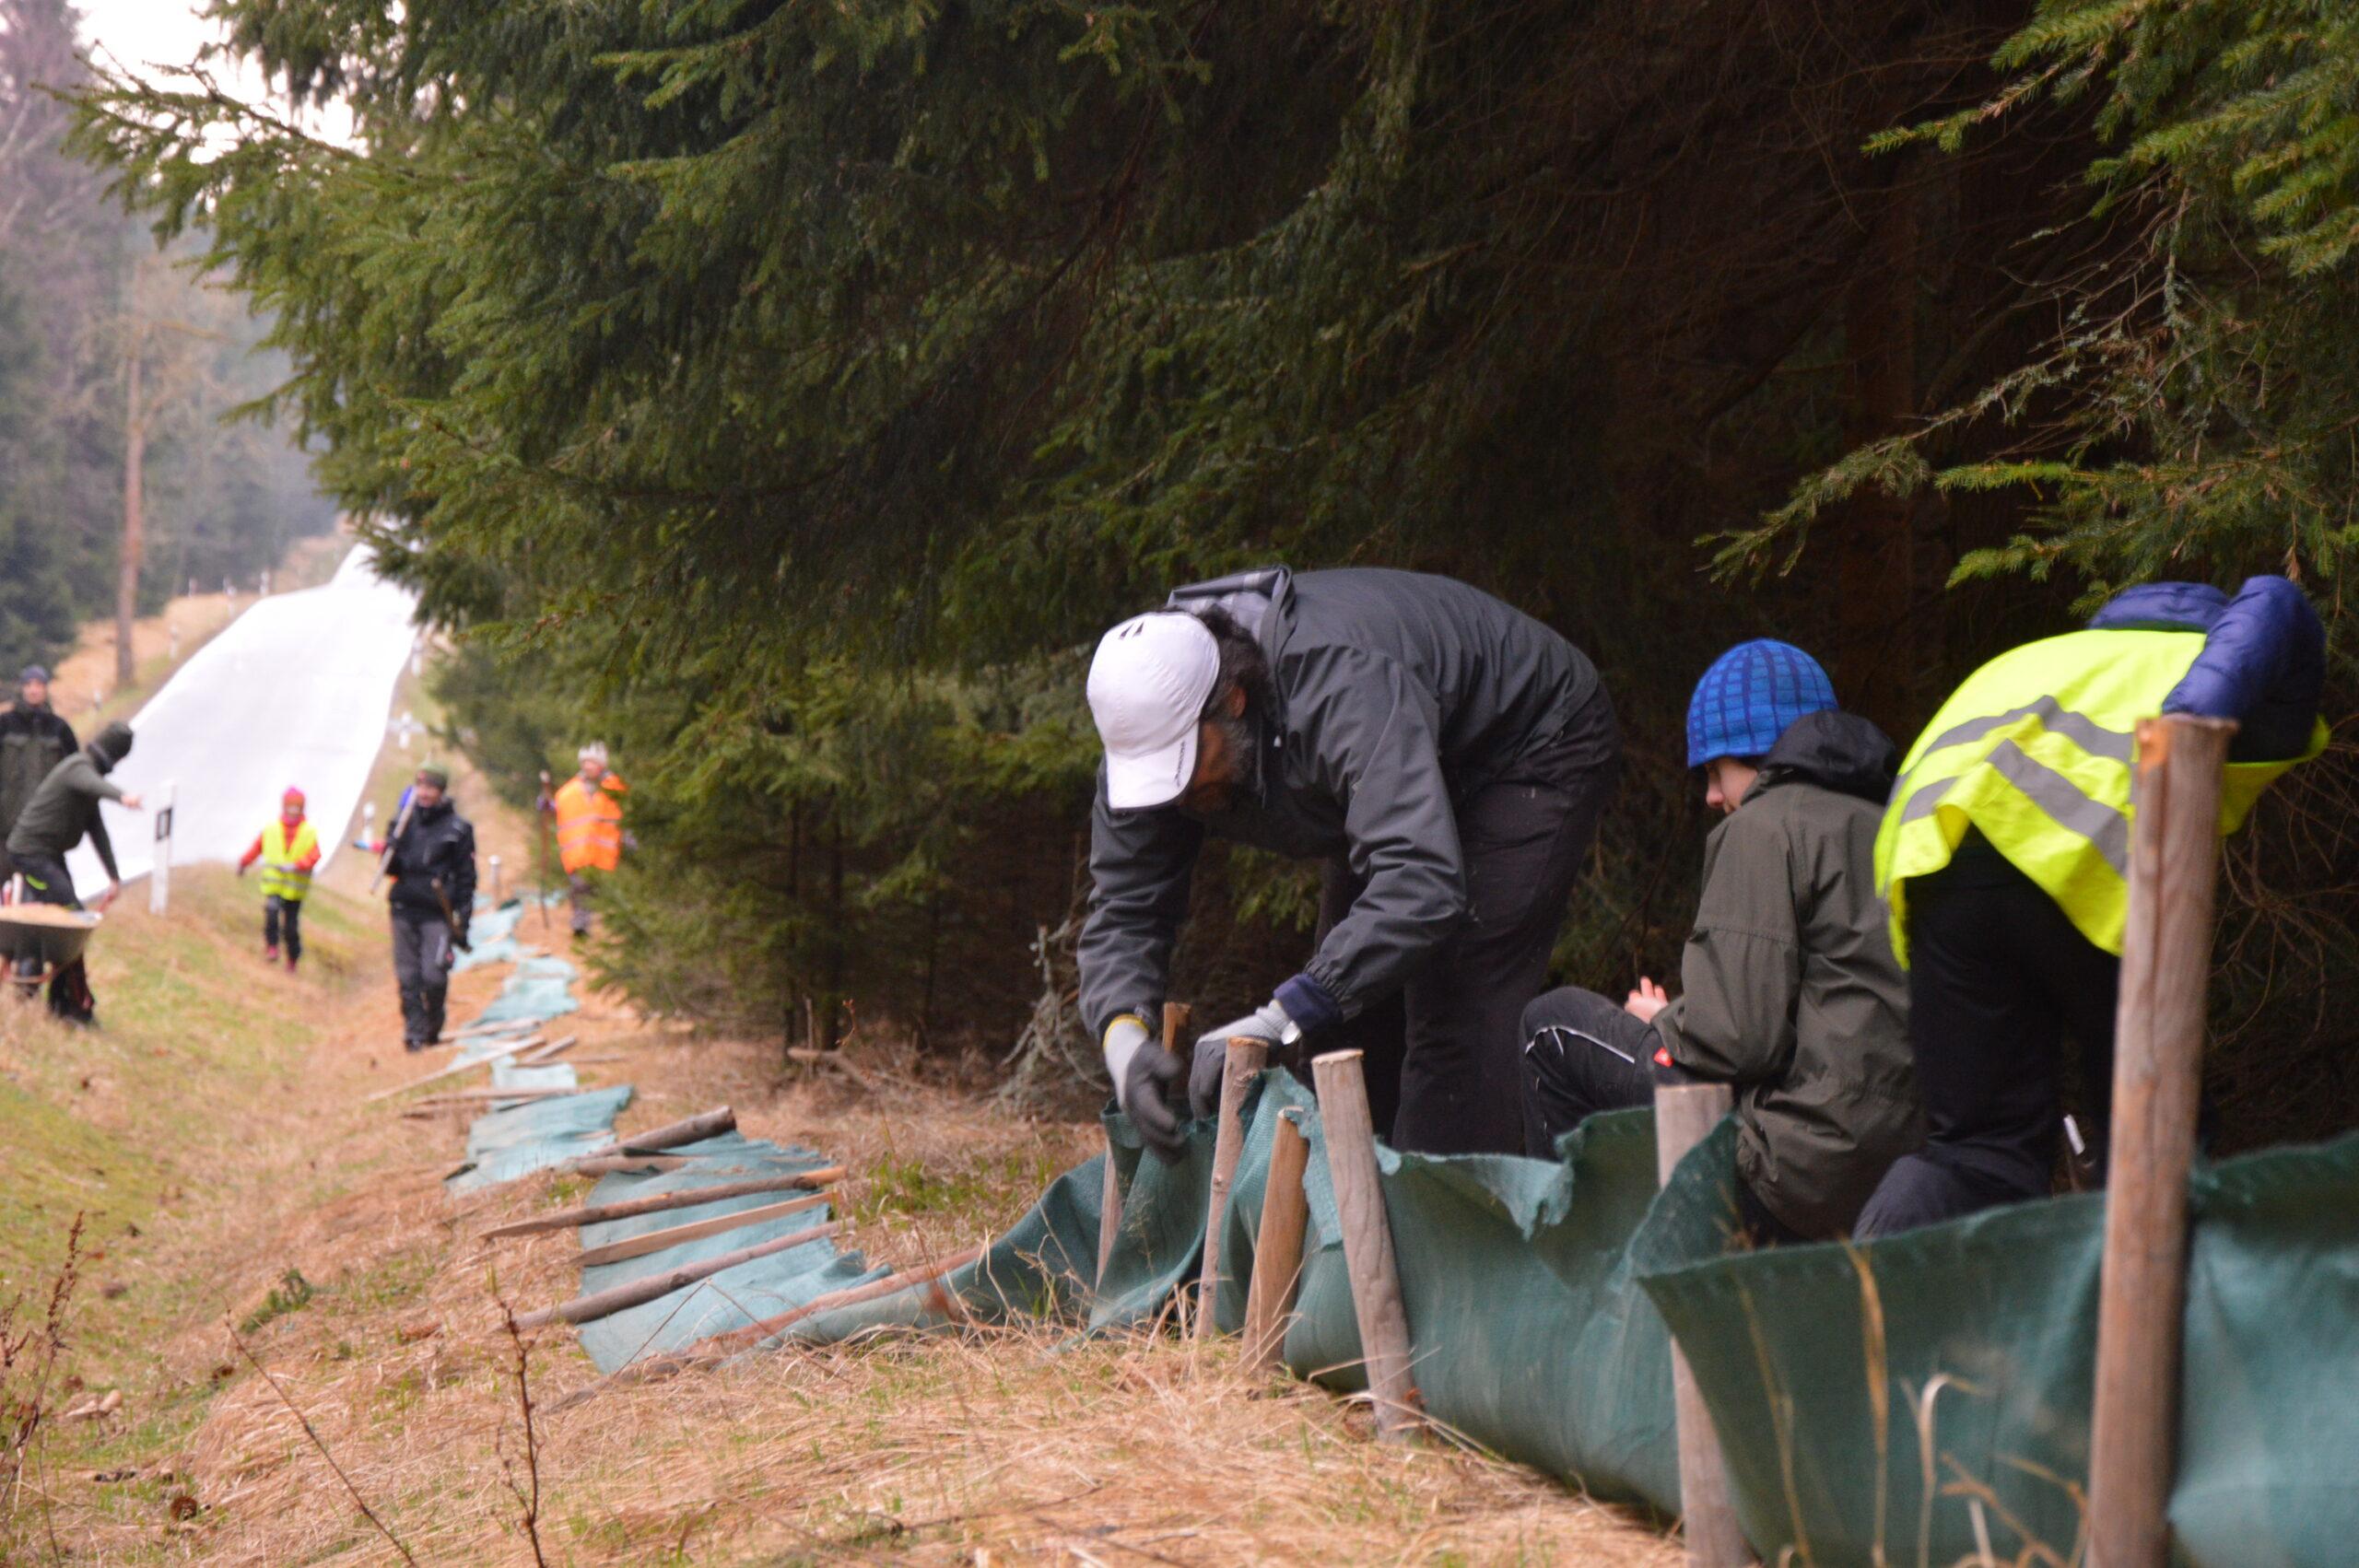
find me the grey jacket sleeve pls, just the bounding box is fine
[1293,648,1468,1021]
[1076,766,1204,1039]
[88,811,119,883]
[1651,809,1802,1085]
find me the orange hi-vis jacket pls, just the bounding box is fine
[552,773,627,874]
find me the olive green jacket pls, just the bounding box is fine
[1650,711,1922,1238]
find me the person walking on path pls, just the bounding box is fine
[381,763,476,1049]
[541,742,628,936]
[1080,566,1623,1162]
[1520,640,1920,1245]
[1854,576,2327,1238]
[237,787,320,971]
[6,720,140,1023]
[0,665,78,889]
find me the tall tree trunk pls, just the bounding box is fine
[116,332,146,692]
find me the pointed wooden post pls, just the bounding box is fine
[1311,1048,1419,1441]
[1656,1079,1750,1566]
[1242,1108,1311,1371]
[1196,1036,1270,1337]
[2088,714,2235,1568]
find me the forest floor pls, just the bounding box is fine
[0,747,1682,1563]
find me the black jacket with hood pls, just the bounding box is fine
[1649,710,1923,1239]
[384,797,477,925]
[1078,567,1613,1038]
[6,722,132,880]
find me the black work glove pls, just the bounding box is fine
[1106,1014,1187,1164]
[1187,1001,1292,1119]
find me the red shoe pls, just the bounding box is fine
[285,954,299,973]
[264,944,279,962]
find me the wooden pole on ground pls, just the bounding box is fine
[1309,1048,1419,1441]
[565,1106,735,1168]
[1196,1036,1269,1337]
[574,1192,833,1268]
[514,1222,844,1330]
[2088,714,2234,1568]
[1654,1078,1749,1567]
[363,1037,552,1104]
[1242,1107,1310,1371]
[480,1167,845,1239]
[1097,1002,1190,1292]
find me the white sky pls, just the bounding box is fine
[76,0,352,144]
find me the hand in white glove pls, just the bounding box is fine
[1105,1014,1187,1163]
[1189,1000,1291,1118]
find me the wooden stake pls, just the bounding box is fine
[515,1034,581,1065]
[1196,1036,1269,1337]
[563,1106,736,1170]
[1097,1002,1190,1293]
[480,1167,847,1239]
[515,1221,843,1330]
[1655,1078,1750,1567]
[574,1192,833,1268]
[409,1085,582,1107]
[362,1037,549,1104]
[1242,1108,1310,1372]
[2088,714,2234,1568]
[1309,1049,1419,1441]
[572,1154,691,1176]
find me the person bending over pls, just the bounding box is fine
[1521,641,1919,1246]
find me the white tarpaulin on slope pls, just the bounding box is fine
[69,544,419,893]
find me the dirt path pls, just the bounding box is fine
[0,788,1682,1562]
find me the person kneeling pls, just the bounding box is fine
[1520,641,1920,1246]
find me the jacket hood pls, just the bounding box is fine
[2087,581,2225,634]
[1750,710,1897,805]
[1167,566,1295,646]
[88,721,133,771]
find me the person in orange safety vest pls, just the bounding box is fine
[540,743,628,936]
[238,786,321,970]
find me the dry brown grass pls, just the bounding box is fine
[3,816,1678,1563]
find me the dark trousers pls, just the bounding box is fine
[12,850,93,1023]
[264,895,303,962]
[1314,695,1622,1156]
[1520,985,1802,1246]
[567,871,596,937]
[391,906,454,1045]
[1853,847,2118,1239]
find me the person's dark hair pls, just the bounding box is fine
[1192,606,1273,720]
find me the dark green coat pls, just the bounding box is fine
[1650,711,1922,1238]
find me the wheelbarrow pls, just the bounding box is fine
[2,904,100,993]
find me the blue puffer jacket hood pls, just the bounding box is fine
[2088,577,2323,761]
[2087,581,2228,633]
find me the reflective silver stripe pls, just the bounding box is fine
[1917,696,2135,766]
[1893,739,2129,876]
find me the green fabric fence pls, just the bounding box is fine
[753,1066,2355,1567]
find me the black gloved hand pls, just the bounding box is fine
[1106,1014,1188,1164]
[1187,1001,1291,1119]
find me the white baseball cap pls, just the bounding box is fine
[1088,612,1220,810]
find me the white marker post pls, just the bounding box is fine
[147,780,175,916]
[488,854,503,905]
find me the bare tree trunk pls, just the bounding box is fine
[116,332,146,692]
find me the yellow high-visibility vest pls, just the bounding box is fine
[1874,628,2323,962]
[553,774,627,874]
[260,818,320,903]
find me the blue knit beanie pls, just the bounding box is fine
[1685,640,1837,767]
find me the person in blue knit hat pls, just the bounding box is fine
[1520,639,1921,1244]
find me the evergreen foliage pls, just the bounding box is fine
[68,1,2359,1133]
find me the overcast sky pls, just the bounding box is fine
[76,0,351,142]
